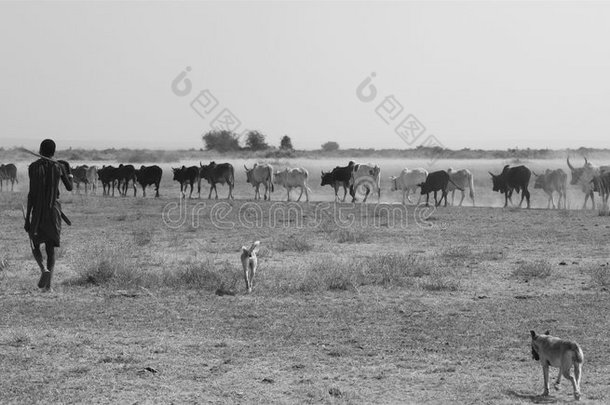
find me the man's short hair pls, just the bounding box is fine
[39,139,56,157]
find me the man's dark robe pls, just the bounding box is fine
[27,159,71,247]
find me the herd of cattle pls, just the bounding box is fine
[0,158,609,209]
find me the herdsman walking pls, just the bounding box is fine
[23,139,73,291]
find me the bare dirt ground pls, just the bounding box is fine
[1,158,609,404]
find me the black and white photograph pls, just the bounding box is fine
[1,1,609,403]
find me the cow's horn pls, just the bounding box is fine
[244,164,248,170]
[567,156,574,170]
[584,156,589,165]
[488,171,494,177]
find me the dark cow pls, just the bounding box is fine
[98,165,119,196]
[135,165,163,198]
[0,163,18,191]
[320,161,355,202]
[418,170,463,207]
[199,161,234,199]
[71,165,89,194]
[592,171,610,206]
[172,166,201,198]
[489,165,531,208]
[115,164,137,197]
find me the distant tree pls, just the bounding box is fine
[245,130,269,151]
[321,141,339,152]
[202,130,240,152]
[280,135,293,150]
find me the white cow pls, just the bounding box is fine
[244,163,274,200]
[274,168,311,202]
[566,157,608,209]
[350,163,381,203]
[446,168,475,206]
[389,168,428,205]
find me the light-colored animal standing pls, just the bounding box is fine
[244,163,274,200]
[530,330,584,400]
[566,156,610,209]
[240,241,260,293]
[389,168,428,205]
[274,168,311,202]
[85,166,98,194]
[533,169,567,209]
[446,168,475,206]
[350,163,381,203]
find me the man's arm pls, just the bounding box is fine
[25,165,35,232]
[57,160,73,192]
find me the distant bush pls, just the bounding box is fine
[202,130,240,152]
[321,141,339,152]
[245,130,270,151]
[280,135,294,151]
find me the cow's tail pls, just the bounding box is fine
[448,178,464,191]
[572,343,584,364]
[468,173,475,202]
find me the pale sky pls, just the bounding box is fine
[1,1,610,151]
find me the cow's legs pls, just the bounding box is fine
[227,183,233,200]
[296,186,305,202]
[341,185,347,202]
[458,190,465,206]
[542,365,550,396]
[442,190,448,207]
[362,186,370,203]
[519,189,530,208]
[405,188,414,204]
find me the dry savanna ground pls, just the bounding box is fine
[1,158,609,404]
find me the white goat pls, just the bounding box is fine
[240,241,260,293]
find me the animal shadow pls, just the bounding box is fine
[506,390,558,404]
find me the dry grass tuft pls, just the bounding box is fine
[588,264,610,288]
[511,260,552,281]
[275,234,313,252]
[164,260,241,292]
[132,228,154,246]
[0,255,9,272]
[7,330,31,347]
[284,252,437,293]
[333,227,369,243]
[420,268,461,291]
